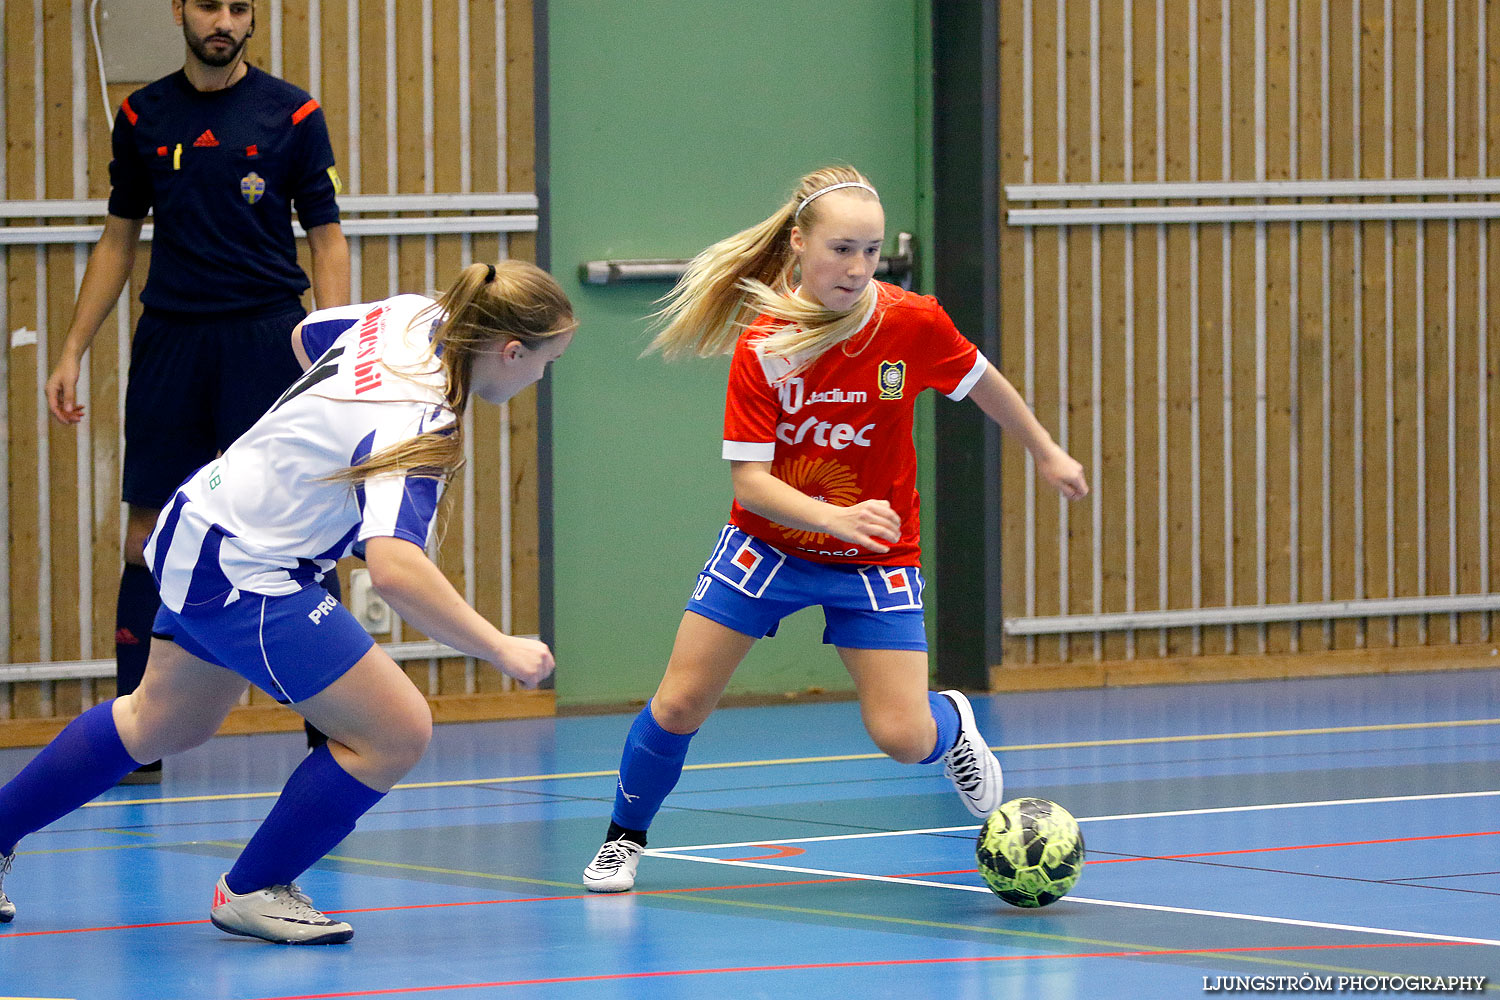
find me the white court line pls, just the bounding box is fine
[657,825,979,853]
[661,788,1500,853]
[1079,788,1500,824]
[644,852,1500,950]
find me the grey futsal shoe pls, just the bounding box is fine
[939,690,1005,818]
[582,836,645,893]
[210,874,353,944]
[0,852,15,923]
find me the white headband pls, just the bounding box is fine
[793,181,879,220]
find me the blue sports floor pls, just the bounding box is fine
[1,669,1497,999]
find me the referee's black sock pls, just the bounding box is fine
[606,821,647,848]
[115,562,163,780]
[115,563,159,698]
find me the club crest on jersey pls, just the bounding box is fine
[878,360,906,399]
[240,171,266,205]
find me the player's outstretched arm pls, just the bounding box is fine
[730,460,901,553]
[964,363,1089,500]
[364,535,555,687]
[44,215,144,425]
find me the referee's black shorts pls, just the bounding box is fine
[122,303,306,511]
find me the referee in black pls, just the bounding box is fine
[45,0,349,780]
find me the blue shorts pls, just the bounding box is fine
[123,305,305,509]
[151,583,375,704]
[686,525,928,651]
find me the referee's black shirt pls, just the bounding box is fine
[108,64,342,317]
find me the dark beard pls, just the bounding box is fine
[185,27,247,68]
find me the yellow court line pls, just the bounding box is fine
[78,716,1500,809]
[325,848,1476,981]
[15,839,242,859]
[1002,715,1500,751]
[300,851,1499,981]
[319,852,578,891]
[680,894,1465,981]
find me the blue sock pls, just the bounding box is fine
[610,702,696,833]
[0,701,142,855]
[918,691,961,765]
[225,744,385,895]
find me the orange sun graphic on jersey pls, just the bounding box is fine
[773,456,863,547]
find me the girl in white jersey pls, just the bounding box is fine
[0,260,576,943]
[582,166,1088,892]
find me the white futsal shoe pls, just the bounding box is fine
[939,690,1005,818]
[0,852,15,923]
[582,836,645,893]
[210,875,353,944]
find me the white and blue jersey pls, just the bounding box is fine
[144,294,452,614]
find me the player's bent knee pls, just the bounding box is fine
[115,692,221,760]
[150,719,221,758]
[645,694,707,736]
[380,699,433,774]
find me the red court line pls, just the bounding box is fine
[0,917,208,937]
[728,844,808,861]
[885,830,1500,881]
[1086,829,1500,865]
[893,829,1500,880]
[327,875,855,917]
[0,877,857,938]
[241,940,1475,1000]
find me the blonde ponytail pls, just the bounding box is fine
[329,260,576,488]
[646,166,883,373]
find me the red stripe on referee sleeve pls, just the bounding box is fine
[291,98,320,125]
[120,98,138,125]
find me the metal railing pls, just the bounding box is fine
[581,231,916,287]
[1005,178,1500,226]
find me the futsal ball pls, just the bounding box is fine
[975,797,1086,907]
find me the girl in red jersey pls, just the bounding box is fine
[582,166,1088,892]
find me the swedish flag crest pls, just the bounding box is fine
[878,359,906,399]
[240,171,266,205]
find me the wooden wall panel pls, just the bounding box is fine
[997,0,1029,669]
[996,0,1500,678]
[1293,0,1326,655]
[6,0,43,705]
[1161,0,1196,660]
[1,0,540,737]
[1097,2,1129,663]
[1327,1,1363,652]
[1027,0,1064,667]
[1063,0,1092,664]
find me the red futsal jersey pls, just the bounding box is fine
[721,282,987,566]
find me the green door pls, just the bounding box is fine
[547,1,929,707]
